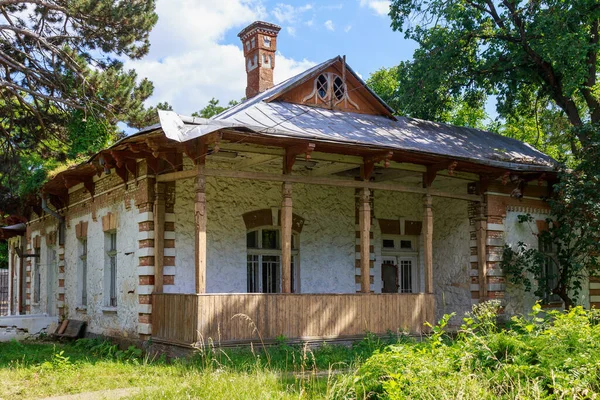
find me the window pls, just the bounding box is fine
[539,237,560,304]
[381,235,419,293]
[46,246,57,316]
[381,236,416,252]
[399,259,413,293]
[246,228,299,293]
[316,74,328,100]
[33,247,41,303]
[250,37,255,48]
[79,239,88,306]
[245,41,250,51]
[105,232,117,307]
[333,76,345,101]
[263,36,271,47]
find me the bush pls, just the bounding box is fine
[331,302,600,399]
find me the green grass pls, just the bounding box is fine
[0,333,395,399]
[2,303,600,399]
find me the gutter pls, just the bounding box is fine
[41,195,64,222]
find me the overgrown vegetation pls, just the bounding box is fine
[332,301,600,399]
[2,304,600,399]
[502,126,600,307]
[0,241,7,269]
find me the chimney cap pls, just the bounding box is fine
[238,21,281,40]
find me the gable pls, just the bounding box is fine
[266,57,394,118]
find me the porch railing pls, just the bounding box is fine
[152,293,435,345]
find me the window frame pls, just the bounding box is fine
[78,239,88,307]
[381,235,418,254]
[33,246,41,304]
[105,231,118,308]
[381,234,420,294]
[539,236,561,304]
[246,227,300,294]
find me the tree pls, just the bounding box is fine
[367,63,489,129]
[388,0,600,152]
[0,0,159,212]
[0,241,6,269]
[192,98,239,119]
[502,127,600,307]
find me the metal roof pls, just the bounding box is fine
[158,55,556,172]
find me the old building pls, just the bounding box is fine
[2,21,596,345]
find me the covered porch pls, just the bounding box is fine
[146,129,485,346]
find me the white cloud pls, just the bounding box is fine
[124,0,315,115]
[320,3,343,9]
[272,3,313,24]
[274,54,316,84]
[359,0,390,16]
[305,18,315,27]
[286,26,297,36]
[344,25,352,33]
[324,20,335,31]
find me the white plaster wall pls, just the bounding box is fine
[503,211,588,316]
[29,222,58,316]
[172,168,471,319]
[173,175,356,294]
[63,200,139,338]
[432,196,471,321]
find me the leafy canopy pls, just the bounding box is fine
[0,0,160,213]
[388,0,600,152]
[191,98,240,119]
[502,126,600,307]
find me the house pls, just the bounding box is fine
[2,21,597,346]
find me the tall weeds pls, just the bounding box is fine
[330,301,600,399]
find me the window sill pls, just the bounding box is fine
[101,306,118,314]
[75,306,87,313]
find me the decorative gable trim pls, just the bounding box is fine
[264,56,395,118]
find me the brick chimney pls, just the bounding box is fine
[238,21,281,99]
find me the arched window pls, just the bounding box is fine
[246,227,299,293]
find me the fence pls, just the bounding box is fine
[0,269,8,316]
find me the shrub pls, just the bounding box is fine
[331,302,600,399]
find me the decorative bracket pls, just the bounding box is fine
[184,139,209,166]
[362,151,393,180]
[284,143,315,174]
[423,160,458,188]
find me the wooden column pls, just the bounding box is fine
[154,182,166,293]
[476,202,488,300]
[359,188,371,293]
[195,163,207,294]
[423,194,433,294]
[281,182,293,293]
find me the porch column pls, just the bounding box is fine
[423,194,433,294]
[154,182,166,293]
[195,163,207,293]
[476,203,488,300]
[281,182,293,293]
[359,188,371,293]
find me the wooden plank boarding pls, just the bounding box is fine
[152,293,435,345]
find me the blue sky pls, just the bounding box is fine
[124,0,418,116]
